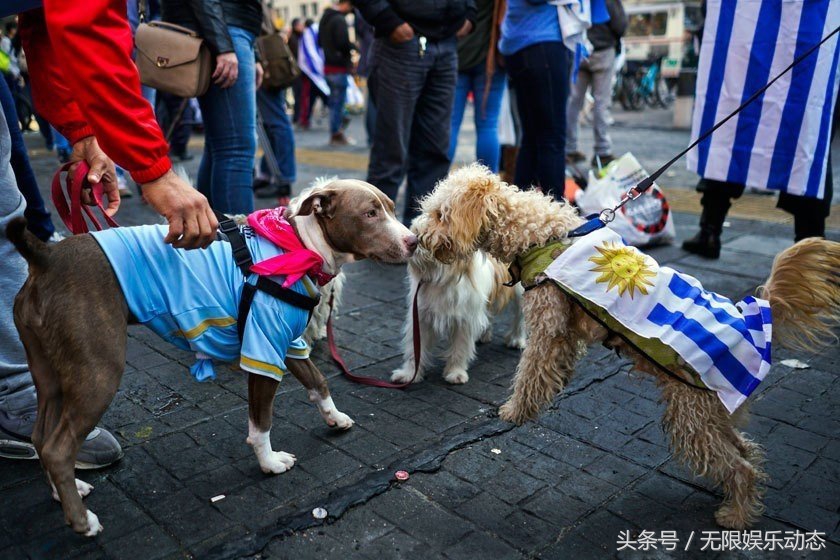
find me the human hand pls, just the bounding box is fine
[456,20,473,39]
[255,61,264,89]
[213,52,239,88]
[141,169,218,249]
[70,136,119,216]
[389,23,414,44]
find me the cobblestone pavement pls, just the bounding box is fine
[1,112,838,560]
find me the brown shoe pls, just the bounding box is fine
[330,132,355,146]
[566,151,586,164]
[591,154,615,169]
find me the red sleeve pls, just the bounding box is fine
[19,1,172,184]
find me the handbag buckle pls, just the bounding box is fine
[156,56,169,68]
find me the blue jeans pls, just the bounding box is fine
[0,75,55,241]
[197,26,257,214]
[449,63,506,172]
[505,41,569,200]
[257,88,296,183]
[325,72,349,135]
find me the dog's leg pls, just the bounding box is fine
[442,319,480,384]
[13,241,127,537]
[499,286,587,424]
[247,373,296,474]
[17,325,95,503]
[504,284,527,350]
[660,378,765,529]
[286,358,354,429]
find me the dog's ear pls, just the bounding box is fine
[297,189,338,219]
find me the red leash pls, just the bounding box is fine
[327,282,422,389]
[51,161,119,234]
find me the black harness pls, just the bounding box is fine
[215,213,320,341]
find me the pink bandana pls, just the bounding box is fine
[247,207,335,288]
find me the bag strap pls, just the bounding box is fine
[51,161,119,235]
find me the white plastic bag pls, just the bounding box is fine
[576,153,676,247]
[497,85,516,146]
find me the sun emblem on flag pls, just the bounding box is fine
[588,241,656,298]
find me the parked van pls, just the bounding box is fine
[623,1,702,78]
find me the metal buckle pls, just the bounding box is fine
[218,219,238,234]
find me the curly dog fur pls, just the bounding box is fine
[418,164,840,529]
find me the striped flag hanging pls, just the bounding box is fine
[544,228,772,413]
[687,0,840,199]
[298,25,330,98]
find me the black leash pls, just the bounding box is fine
[569,24,840,238]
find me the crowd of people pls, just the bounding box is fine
[0,0,837,471]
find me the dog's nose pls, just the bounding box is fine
[404,234,418,254]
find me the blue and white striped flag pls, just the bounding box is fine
[544,228,772,412]
[298,25,330,97]
[687,0,840,199]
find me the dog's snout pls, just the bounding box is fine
[404,234,419,255]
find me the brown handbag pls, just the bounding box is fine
[256,33,301,90]
[135,21,212,98]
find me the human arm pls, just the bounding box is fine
[352,0,406,38]
[19,0,217,247]
[181,0,239,87]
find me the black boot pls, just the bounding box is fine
[681,226,721,259]
[682,188,732,259]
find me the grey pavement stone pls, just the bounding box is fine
[726,235,794,258]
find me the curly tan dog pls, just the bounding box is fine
[418,164,840,529]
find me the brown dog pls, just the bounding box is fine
[7,180,417,537]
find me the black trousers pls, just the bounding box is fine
[700,99,837,241]
[367,36,457,224]
[504,42,570,201]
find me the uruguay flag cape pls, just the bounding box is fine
[544,228,772,413]
[687,0,840,199]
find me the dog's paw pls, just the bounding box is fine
[52,479,94,502]
[505,335,526,350]
[498,401,529,425]
[391,367,422,384]
[479,328,494,344]
[259,451,297,474]
[715,505,750,530]
[327,410,355,430]
[444,369,469,384]
[83,510,103,537]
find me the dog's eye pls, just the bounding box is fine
[365,209,377,218]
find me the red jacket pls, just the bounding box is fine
[19,0,171,184]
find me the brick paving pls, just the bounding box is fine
[0,112,838,559]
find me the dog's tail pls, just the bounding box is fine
[759,238,840,352]
[5,217,51,271]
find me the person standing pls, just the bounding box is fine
[288,18,305,124]
[683,0,839,258]
[565,0,626,168]
[499,0,568,200]
[161,0,263,215]
[319,0,356,145]
[1,0,218,466]
[449,0,506,172]
[355,0,476,224]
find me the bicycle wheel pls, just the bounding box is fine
[623,75,643,110]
